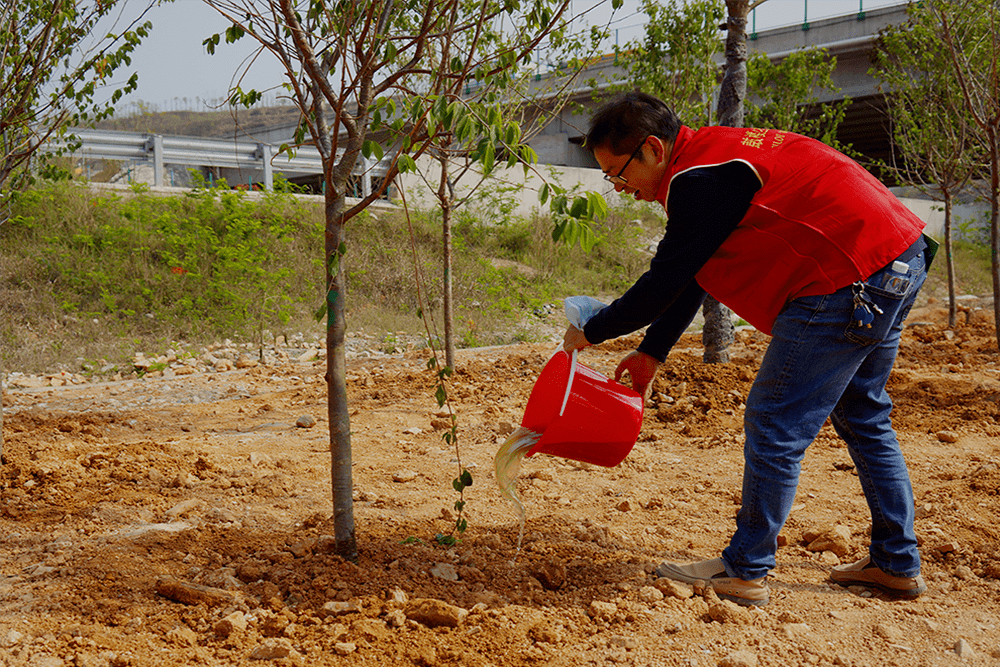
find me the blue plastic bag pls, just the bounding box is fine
[564,296,607,330]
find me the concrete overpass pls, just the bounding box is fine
[527,3,909,172]
[59,3,911,191]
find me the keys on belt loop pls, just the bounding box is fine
[851,281,883,329]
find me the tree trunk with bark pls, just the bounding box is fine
[324,191,358,561]
[438,160,456,370]
[702,0,751,364]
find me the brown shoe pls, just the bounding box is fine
[655,557,769,607]
[830,556,926,598]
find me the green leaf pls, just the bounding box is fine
[225,24,245,43]
[314,302,328,322]
[481,143,495,174]
[435,385,447,407]
[397,154,417,173]
[203,34,220,55]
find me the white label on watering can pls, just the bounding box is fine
[559,349,578,417]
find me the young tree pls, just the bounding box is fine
[203,0,607,559]
[745,48,852,152]
[0,0,152,464]
[409,19,601,371]
[616,0,724,128]
[0,1,151,192]
[871,6,978,328]
[932,0,1000,348]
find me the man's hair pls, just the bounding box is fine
[585,91,682,156]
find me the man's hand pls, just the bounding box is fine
[562,325,591,353]
[614,350,660,400]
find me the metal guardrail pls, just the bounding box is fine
[44,128,363,192]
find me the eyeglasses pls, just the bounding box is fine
[604,136,648,185]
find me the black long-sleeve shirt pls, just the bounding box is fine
[583,161,762,362]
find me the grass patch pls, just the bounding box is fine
[923,238,995,299]
[1,180,665,375]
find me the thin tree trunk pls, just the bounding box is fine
[439,161,456,370]
[1,358,5,467]
[1,193,6,467]
[990,128,1000,352]
[944,189,956,329]
[702,0,750,364]
[325,192,357,561]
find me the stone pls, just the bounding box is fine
[214,611,247,637]
[351,618,390,642]
[385,610,407,628]
[333,643,356,656]
[1,630,24,648]
[706,594,752,624]
[588,600,618,620]
[250,638,300,660]
[405,598,468,628]
[653,577,693,600]
[936,430,960,443]
[392,470,417,483]
[296,349,319,363]
[294,415,316,428]
[288,539,314,558]
[529,620,564,644]
[638,585,664,603]
[235,355,259,369]
[719,650,758,667]
[806,525,852,557]
[166,625,199,646]
[532,560,566,590]
[954,639,975,659]
[319,600,360,618]
[935,541,960,554]
[609,635,638,650]
[387,587,408,604]
[154,576,237,606]
[429,563,459,581]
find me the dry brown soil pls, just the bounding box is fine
[2,303,1000,667]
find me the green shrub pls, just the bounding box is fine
[1,179,664,373]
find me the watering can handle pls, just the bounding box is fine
[559,349,578,417]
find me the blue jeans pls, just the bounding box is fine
[721,237,929,581]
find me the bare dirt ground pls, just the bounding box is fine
[2,300,999,667]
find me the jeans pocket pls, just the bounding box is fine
[843,270,913,346]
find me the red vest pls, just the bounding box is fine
[656,126,924,335]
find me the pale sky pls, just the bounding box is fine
[107,0,908,112]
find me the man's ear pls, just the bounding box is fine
[648,136,673,164]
